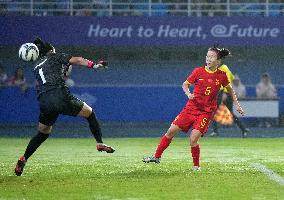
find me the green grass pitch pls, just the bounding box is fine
[0,137,283,200]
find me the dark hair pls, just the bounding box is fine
[208,46,231,59]
[262,72,270,78]
[33,37,55,57]
[14,67,24,80]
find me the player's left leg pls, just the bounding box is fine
[15,123,53,176]
[191,112,213,170]
[189,129,202,171]
[78,102,115,153]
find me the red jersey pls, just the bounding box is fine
[185,66,229,113]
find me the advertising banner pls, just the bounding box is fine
[0,17,283,46]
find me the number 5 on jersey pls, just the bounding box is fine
[205,86,211,95]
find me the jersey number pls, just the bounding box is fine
[205,86,211,95]
[39,68,46,84]
[200,118,208,129]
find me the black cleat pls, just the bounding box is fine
[209,132,218,137]
[242,128,250,138]
[96,144,115,153]
[142,156,160,163]
[15,156,26,176]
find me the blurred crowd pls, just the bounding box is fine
[0,0,283,16]
[0,64,28,94]
[0,63,75,94]
[0,62,279,127]
[0,62,277,99]
[224,72,278,100]
[232,72,278,128]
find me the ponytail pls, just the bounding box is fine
[219,48,230,59]
[208,46,231,59]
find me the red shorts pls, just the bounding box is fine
[172,108,214,135]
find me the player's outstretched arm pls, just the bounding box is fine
[69,57,108,69]
[225,84,245,116]
[182,80,194,99]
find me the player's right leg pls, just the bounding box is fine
[226,96,249,138]
[15,123,52,176]
[77,102,115,153]
[143,109,192,163]
[232,114,249,138]
[189,129,202,171]
[143,124,181,163]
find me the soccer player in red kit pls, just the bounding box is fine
[143,46,245,171]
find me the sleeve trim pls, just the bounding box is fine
[223,83,230,88]
[185,80,191,84]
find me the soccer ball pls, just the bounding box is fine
[18,43,39,62]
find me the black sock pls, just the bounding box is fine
[233,115,246,132]
[24,131,49,160]
[87,112,103,143]
[212,120,218,133]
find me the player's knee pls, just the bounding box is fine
[38,123,52,134]
[78,103,93,118]
[165,131,175,139]
[190,136,198,146]
[190,130,201,146]
[166,125,180,139]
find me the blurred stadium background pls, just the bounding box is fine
[0,0,284,138]
[1,3,284,199]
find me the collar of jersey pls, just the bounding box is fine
[204,66,217,73]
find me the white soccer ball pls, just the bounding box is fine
[18,43,39,62]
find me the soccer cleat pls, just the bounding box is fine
[15,156,27,176]
[96,144,115,153]
[209,131,218,137]
[192,166,201,171]
[242,128,250,138]
[142,156,160,163]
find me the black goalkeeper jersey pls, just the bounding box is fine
[33,52,72,97]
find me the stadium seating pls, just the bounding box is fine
[0,0,283,16]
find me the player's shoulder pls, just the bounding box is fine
[218,64,233,75]
[219,64,229,70]
[49,52,71,62]
[217,68,228,75]
[50,52,64,58]
[34,56,48,68]
[196,66,205,70]
[192,66,206,72]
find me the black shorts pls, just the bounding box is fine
[38,87,84,126]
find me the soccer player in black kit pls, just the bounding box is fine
[15,38,115,176]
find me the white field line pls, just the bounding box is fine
[252,163,284,187]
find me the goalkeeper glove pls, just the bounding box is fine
[94,60,108,69]
[87,60,108,69]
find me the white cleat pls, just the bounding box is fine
[142,156,160,163]
[192,166,201,171]
[209,132,218,137]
